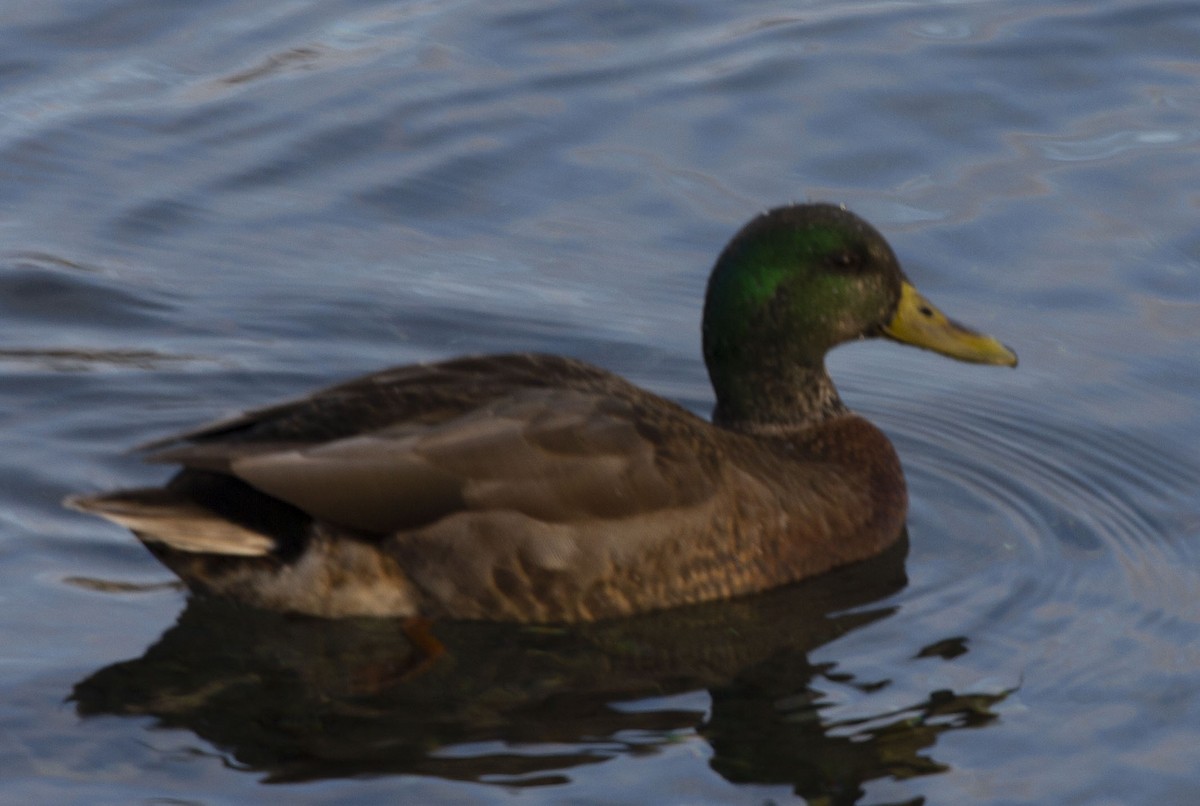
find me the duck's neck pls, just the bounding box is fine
[711,362,847,433]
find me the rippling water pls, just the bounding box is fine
[3,0,1199,803]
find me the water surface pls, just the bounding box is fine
[2,0,1199,803]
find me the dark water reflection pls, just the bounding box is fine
[72,537,1000,799]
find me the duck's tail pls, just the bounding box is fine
[66,489,276,556]
[66,482,421,618]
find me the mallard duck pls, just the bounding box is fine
[70,204,1016,623]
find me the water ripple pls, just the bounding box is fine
[0,347,207,371]
[1034,127,1199,162]
[842,354,1198,647]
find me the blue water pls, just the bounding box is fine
[3,0,1199,803]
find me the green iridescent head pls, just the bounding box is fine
[702,204,1016,427]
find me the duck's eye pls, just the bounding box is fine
[827,250,863,271]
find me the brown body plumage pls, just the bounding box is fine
[78,354,905,621]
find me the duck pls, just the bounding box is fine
[69,203,1016,623]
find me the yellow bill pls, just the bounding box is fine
[883,282,1018,367]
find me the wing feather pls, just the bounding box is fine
[225,387,716,532]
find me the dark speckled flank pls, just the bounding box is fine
[69,204,1013,622]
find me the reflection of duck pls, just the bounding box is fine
[70,536,1008,793]
[69,204,1015,621]
[67,539,898,783]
